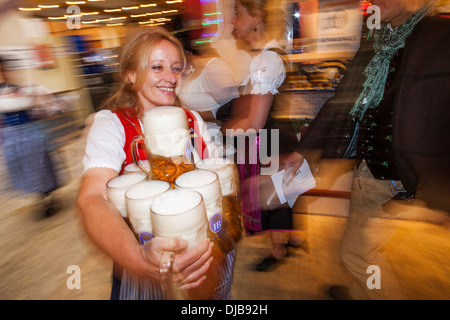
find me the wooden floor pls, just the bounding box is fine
[1,177,449,300]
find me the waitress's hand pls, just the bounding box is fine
[283,152,304,181]
[141,237,213,290]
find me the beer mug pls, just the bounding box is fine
[195,157,243,243]
[106,172,147,218]
[123,160,150,174]
[131,106,194,185]
[175,169,234,254]
[150,189,208,299]
[125,180,171,244]
[150,189,208,251]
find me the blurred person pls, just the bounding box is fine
[178,41,240,156]
[76,27,219,300]
[221,0,306,272]
[0,56,60,217]
[284,0,450,299]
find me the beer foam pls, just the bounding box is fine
[143,106,188,134]
[151,189,202,215]
[106,172,147,218]
[175,169,217,188]
[195,158,236,196]
[195,157,233,170]
[143,107,190,157]
[125,180,171,200]
[145,129,190,158]
[107,172,147,188]
[175,169,222,219]
[124,160,150,174]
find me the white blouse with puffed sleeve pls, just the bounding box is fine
[239,39,286,96]
[82,109,219,173]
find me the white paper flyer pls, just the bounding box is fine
[270,160,316,208]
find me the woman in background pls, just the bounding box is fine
[221,0,307,272]
[179,41,239,157]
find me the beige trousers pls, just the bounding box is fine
[339,160,406,299]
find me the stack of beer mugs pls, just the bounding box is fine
[107,106,243,247]
[196,157,243,243]
[125,180,171,244]
[105,106,243,299]
[106,172,147,220]
[175,169,234,255]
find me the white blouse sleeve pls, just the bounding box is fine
[202,59,239,108]
[248,50,286,95]
[82,110,126,173]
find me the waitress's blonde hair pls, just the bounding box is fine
[237,0,285,40]
[103,27,186,116]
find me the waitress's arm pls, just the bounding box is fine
[77,168,156,276]
[220,93,274,133]
[76,167,213,289]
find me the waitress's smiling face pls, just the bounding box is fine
[137,39,183,112]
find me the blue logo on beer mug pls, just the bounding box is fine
[139,232,154,245]
[210,213,223,233]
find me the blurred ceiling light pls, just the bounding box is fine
[152,18,171,22]
[104,9,121,12]
[122,6,139,10]
[38,5,60,9]
[48,16,67,20]
[166,0,182,3]
[140,4,157,7]
[82,20,98,24]
[162,10,177,13]
[147,12,162,16]
[107,23,123,27]
[131,14,147,18]
[19,7,42,11]
[145,23,166,27]
[81,12,100,15]
[66,1,86,4]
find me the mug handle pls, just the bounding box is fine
[160,251,188,300]
[131,135,151,177]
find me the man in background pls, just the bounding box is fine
[284,0,450,299]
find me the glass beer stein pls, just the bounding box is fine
[131,106,194,185]
[195,157,243,243]
[175,169,235,254]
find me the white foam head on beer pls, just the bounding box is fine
[123,160,150,174]
[195,157,236,196]
[106,172,147,217]
[143,106,191,158]
[125,180,171,234]
[175,169,222,219]
[151,189,207,250]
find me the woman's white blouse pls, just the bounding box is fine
[179,57,239,116]
[240,40,286,96]
[83,109,218,173]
